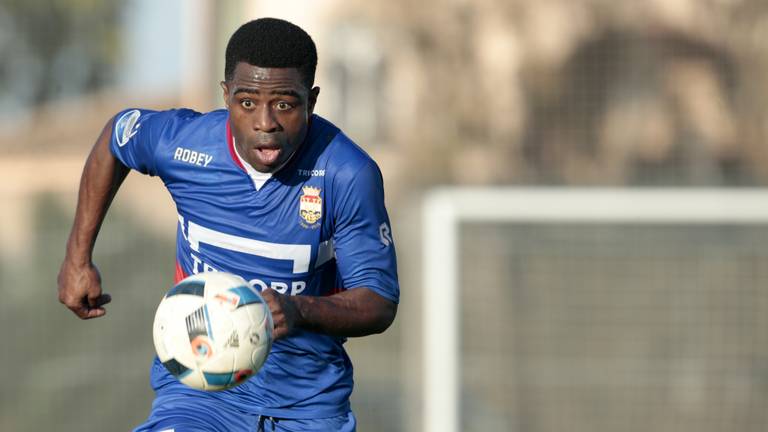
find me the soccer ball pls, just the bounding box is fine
[152,272,273,391]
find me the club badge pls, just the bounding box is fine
[299,186,322,228]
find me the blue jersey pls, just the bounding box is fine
[110,108,399,419]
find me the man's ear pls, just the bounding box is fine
[308,86,320,116]
[220,81,230,108]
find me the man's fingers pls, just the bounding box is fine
[66,303,90,319]
[89,293,112,307]
[62,294,109,320]
[260,288,275,302]
[258,288,292,339]
[83,307,106,319]
[271,327,288,340]
[70,304,106,320]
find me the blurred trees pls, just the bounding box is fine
[0,0,121,116]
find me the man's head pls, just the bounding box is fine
[224,18,317,88]
[222,18,320,173]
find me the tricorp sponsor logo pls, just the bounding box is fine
[297,168,325,177]
[248,278,307,296]
[189,253,307,296]
[115,109,141,147]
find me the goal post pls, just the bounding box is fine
[421,187,768,432]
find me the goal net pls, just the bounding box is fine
[422,188,768,432]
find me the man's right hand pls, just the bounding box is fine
[57,260,112,319]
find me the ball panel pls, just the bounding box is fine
[190,336,214,360]
[202,371,235,388]
[165,279,205,298]
[248,313,273,371]
[199,347,237,374]
[185,305,213,345]
[161,358,193,379]
[229,285,265,308]
[180,368,207,390]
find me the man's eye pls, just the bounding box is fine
[241,100,254,109]
[276,102,292,111]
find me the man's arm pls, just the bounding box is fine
[58,118,130,319]
[261,288,397,339]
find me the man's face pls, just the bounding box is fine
[222,63,319,173]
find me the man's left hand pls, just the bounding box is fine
[260,288,302,340]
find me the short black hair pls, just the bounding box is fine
[224,18,318,89]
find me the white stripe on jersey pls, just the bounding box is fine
[187,221,311,274]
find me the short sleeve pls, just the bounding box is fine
[332,160,400,303]
[109,108,174,176]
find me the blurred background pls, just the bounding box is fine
[2,0,768,430]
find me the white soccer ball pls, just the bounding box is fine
[152,272,273,391]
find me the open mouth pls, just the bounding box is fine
[254,146,281,165]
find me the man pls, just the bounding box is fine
[57,18,399,432]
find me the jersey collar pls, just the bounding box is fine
[226,120,246,172]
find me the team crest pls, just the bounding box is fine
[299,186,322,228]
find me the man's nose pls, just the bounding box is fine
[253,104,278,132]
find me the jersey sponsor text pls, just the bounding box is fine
[174,147,214,167]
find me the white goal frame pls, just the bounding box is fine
[421,187,768,432]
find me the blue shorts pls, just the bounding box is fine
[133,392,356,432]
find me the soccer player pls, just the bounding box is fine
[57,18,399,432]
